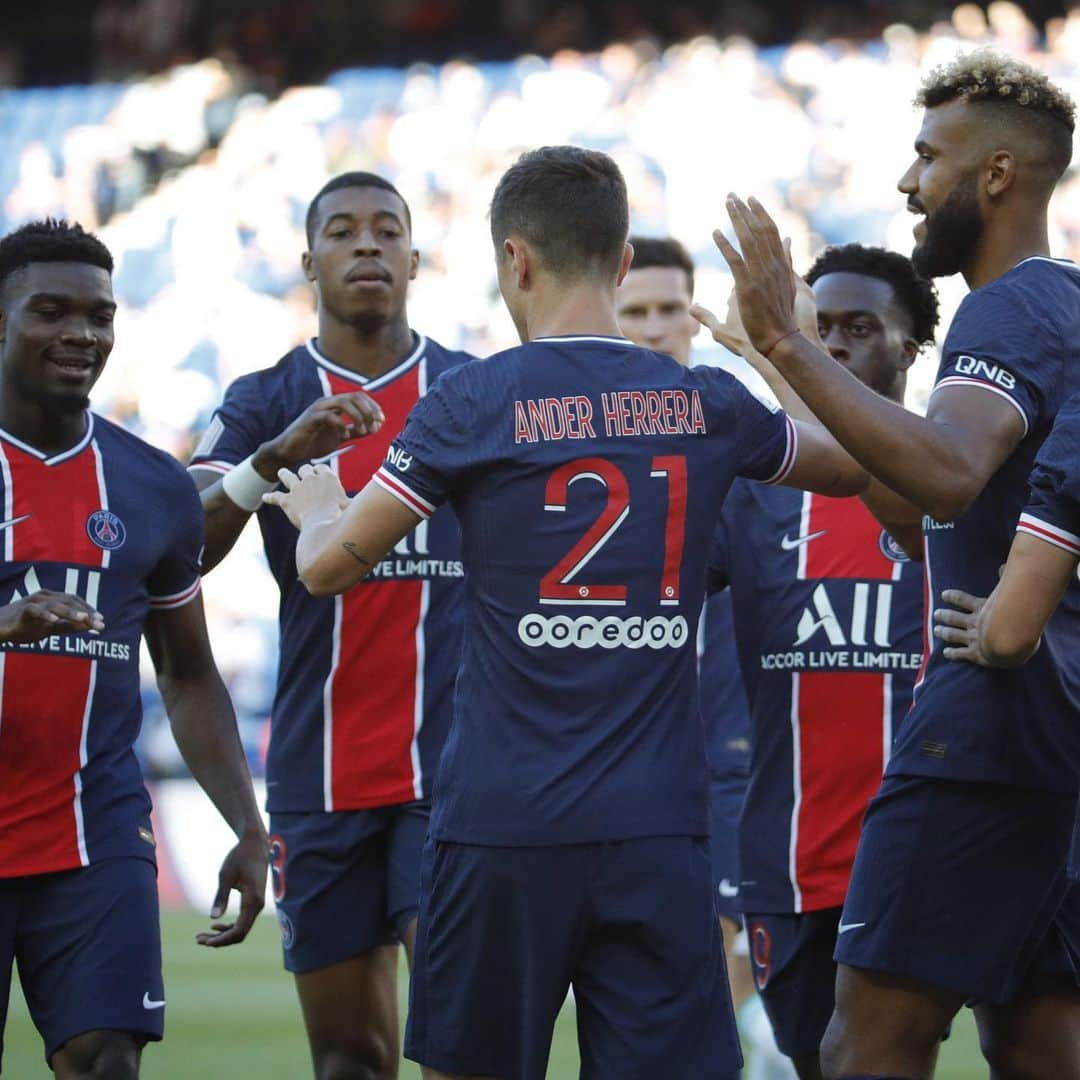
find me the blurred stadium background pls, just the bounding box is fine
[2,1,1078,1075]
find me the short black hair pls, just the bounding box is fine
[627,236,695,296]
[0,219,113,297]
[305,172,411,246]
[805,244,939,348]
[490,146,628,280]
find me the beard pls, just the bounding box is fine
[912,172,984,279]
[12,368,91,417]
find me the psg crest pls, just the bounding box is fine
[86,509,127,551]
[879,530,909,563]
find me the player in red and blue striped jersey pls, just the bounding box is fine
[0,221,266,1077]
[189,173,473,1078]
[719,51,1080,1080]
[698,245,938,1079]
[267,147,869,1080]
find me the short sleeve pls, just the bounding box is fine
[373,370,477,519]
[188,373,271,475]
[930,285,1057,438]
[729,379,797,484]
[1017,396,1080,557]
[147,467,205,610]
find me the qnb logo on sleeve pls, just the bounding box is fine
[385,445,412,472]
[953,355,1017,391]
[517,612,689,650]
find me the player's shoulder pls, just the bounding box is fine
[956,257,1080,335]
[420,335,477,377]
[91,414,194,492]
[232,343,316,396]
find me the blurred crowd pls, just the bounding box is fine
[2,0,1079,775]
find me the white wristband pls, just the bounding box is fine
[222,455,277,512]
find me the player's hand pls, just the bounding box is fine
[0,590,105,644]
[934,589,996,666]
[262,463,349,530]
[712,195,801,357]
[196,827,268,947]
[253,392,385,478]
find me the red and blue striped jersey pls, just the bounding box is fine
[891,257,1080,792]
[190,336,473,812]
[0,415,203,878]
[375,335,797,845]
[709,481,923,912]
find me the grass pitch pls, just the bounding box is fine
[2,910,985,1077]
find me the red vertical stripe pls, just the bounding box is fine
[324,367,423,808]
[0,652,92,874]
[795,671,885,909]
[10,450,103,564]
[804,496,893,581]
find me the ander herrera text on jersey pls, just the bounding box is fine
[373,334,798,846]
[189,336,473,813]
[892,257,1080,792]
[0,416,204,877]
[709,480,923,914]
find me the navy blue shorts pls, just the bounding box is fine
[746,907,840,1058]
[405,835,740,1080]
[711,773,746,923]
[835,774,1080,1004]
[0,856,163,1069]
[269,801,428,974]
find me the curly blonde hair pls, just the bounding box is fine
[918,49,1075,130]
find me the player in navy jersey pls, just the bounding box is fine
[715,51,1080,1078]
[0,220,267,1077]
[695,245,938,1079]
[189,172,472,1078]
[617,235,757,1020]
[265,146,868,1080]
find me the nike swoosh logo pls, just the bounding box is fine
[718,878,739,898]
[837,921,866,934]
[142,992,166,1010]
[781,529,826,551]
[0,514,30,532]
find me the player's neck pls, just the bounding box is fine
[522,286,623,342]
[314,313,416,380]
[0,394,88,457]
[963,213,1052,290]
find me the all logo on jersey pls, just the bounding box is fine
[86,509,126,550]
[878,530,910,563]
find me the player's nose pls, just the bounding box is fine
[822,327,849,362]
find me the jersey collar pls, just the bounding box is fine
[306,334,427,392]
[0,412,95,466]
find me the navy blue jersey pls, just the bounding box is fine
[709,480,923,913]
[0,415,203,876]
[697,591,751,779]
[190,337,473,812]
[890,258,1080,791]
[375,334,797,845]
[1018,391,1080,557]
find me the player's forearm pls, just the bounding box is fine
[197,483,255,571]
[162,674,266,842]
[770,334,976,520]
[860,479,925,561]
[296,510,375,596]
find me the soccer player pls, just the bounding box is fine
[188,172,472,1079]
[0,220,267,1077]
[616,235,757,1019]
[266,145,868,1080]
[695,245,937,1080]
[715,51,1080,1077]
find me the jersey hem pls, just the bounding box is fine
[930,376,1030,437]
[430,819,709,845]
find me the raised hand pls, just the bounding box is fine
[252,392,385,479]
[262,462,350,530]
[711,195,800,357]
[0,590,105,644]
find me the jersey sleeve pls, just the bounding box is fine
[147,467,205,610]
[373,370,477,519]
[728,378,797,484]
[930,286,1057,438]
[188,373,271,475]
[1017,395,1080,557]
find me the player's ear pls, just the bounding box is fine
[986,149,1016,198]
[899,336,919,370]
[409,248,420,281]
[615,242,634,287]
[301,250,316,283]
[505,238,530,290]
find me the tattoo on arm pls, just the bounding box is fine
[342,542,373,573]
